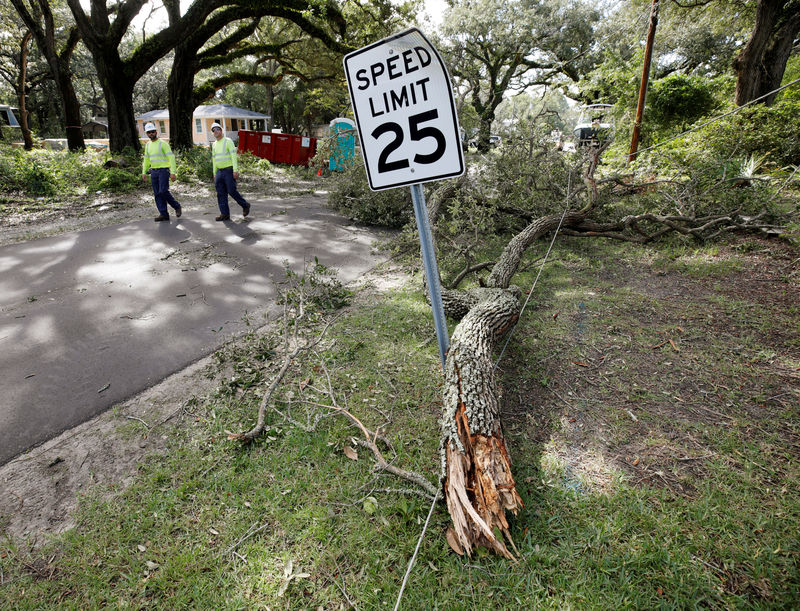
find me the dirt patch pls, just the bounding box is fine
[0,358,217,543]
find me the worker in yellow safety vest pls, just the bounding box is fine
[141,122,182,221]
[210,122,250,221]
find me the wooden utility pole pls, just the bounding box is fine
[629,0,660,162]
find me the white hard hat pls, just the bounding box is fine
[144,122,156,132]
[211,122,222,130]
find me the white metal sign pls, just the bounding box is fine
[343,28,465,191]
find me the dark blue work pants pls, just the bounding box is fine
[215,167,249,215]
[149,168,181,217]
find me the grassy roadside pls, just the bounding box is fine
[1,235,799,609]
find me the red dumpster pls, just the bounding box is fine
[273,133,293,164]
[237,130,257,155]
[290,135,317,166]
[237,130,315,166]
[257,133,275,161]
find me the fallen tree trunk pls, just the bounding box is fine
[440,287,523,559]
[439,209,587,558]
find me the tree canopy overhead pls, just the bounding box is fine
[438,0,599,149]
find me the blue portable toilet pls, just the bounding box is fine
[329,118,355,171]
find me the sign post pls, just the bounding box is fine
[344,28,464,368]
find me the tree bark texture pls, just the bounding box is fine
[168,43,201,150]
[440,288,523,559]
[17,31,35,150]
[733,0,800,105]
[96,56,139,153]
[439,209,585,558]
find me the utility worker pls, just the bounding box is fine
[141,122,181,221]
[210,122,250,221]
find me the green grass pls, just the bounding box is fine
[2,239,799,609]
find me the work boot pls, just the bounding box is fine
[215,214,230,221]
[175,206,182,218]
[154,215,169,222]
[243,206,250,218]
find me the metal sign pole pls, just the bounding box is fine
[410,183,449,369]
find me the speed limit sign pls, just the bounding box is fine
[344,28,465,191]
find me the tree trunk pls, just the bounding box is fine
[441,287,524,559]
[94,53,139,152]
[733,0,800,105]
[168,43,200,150]
[103,77,139,152]
[9,0,85,151]
[439,209,586,558]
[17,31,35,150]
[266,84,275,131]
[58,59,86,151]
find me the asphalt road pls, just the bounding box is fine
[0,193,389,465]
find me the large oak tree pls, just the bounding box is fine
[733,0,800,105]
[167,1,349,149]
[438,0,598,151]
[9,0,85,150]
[64,0,229,152]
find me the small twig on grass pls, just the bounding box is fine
[270,399,333,433]
[317,362,438,498]
[368,487,436,499]
[125,415,150,430]
[675,453,716,461]
[220,520,272,560]
[327,559,359,610]
[375,368,397,392]
[232,551,248,564]
[333,405,437,497]
[151,400,193,430]
[199,457,223,478]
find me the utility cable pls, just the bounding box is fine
[392,489,441,611]
[633,77,800,157]
[493,168,574,370]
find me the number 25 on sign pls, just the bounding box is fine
[343,28,465,191]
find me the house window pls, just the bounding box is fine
[231,119,238,131]
[158,120,166,134]
[251,119,264,131]
[195,119,202,133]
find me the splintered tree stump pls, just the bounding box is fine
[440,288,524,559]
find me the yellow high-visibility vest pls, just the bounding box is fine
[212,137,238,174]
[142,139,176,174]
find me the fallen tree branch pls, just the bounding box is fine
[317,361,438,498]
[230,279,336,443]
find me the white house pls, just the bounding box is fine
[136,104,270,145]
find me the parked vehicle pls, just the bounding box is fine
[573,104,613,147]
[465,134,502,149]
[0,105,21,129]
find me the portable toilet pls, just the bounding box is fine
[329,118,355,171]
